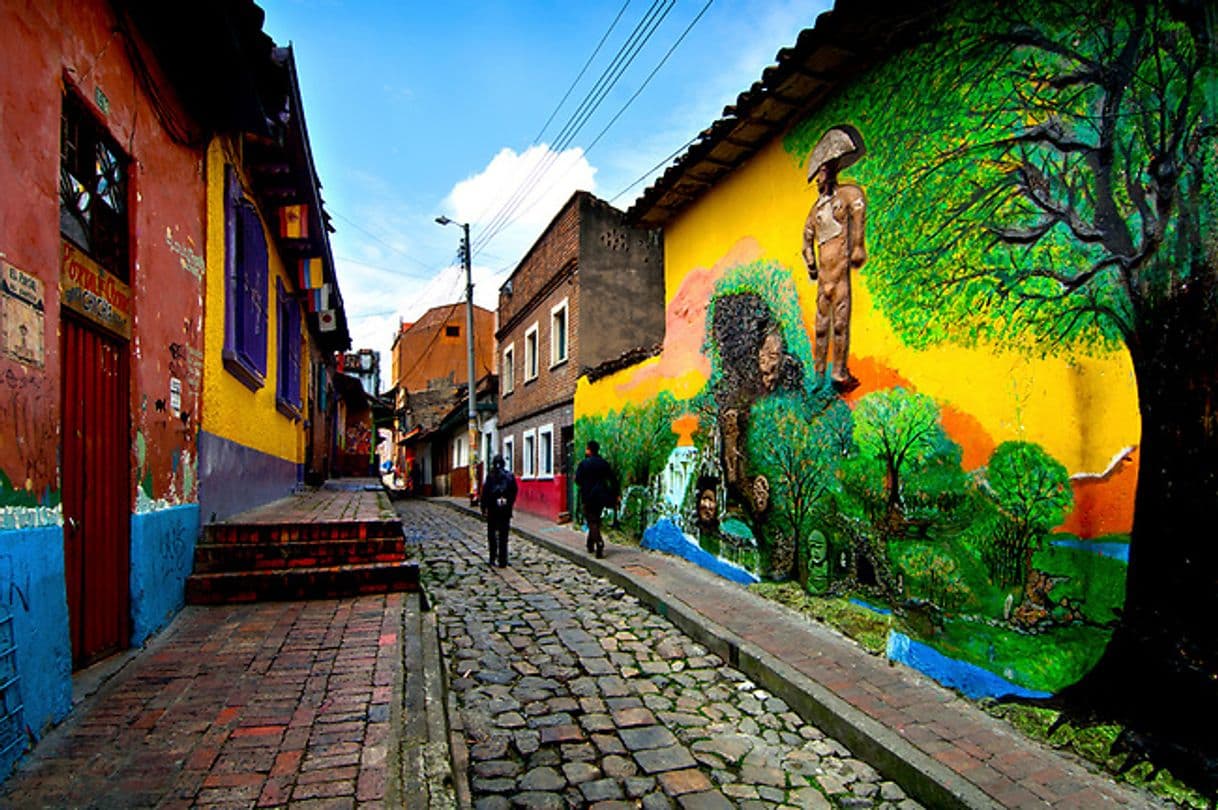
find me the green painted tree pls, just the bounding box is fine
[788,0,1217,761]
[851,388,944,528]
[746,394,848,581]
[983,441,1074,589]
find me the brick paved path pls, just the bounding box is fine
[0,595,404,809]
[406,501,915,810]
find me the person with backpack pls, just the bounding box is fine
[479,454,518,568]
[575,440,617,559]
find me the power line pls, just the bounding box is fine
[608,133,699,205]
[471,0,674,256]
[487,0,714,244]
[335,255,439,281]
[473,0,672,254]
[533,0,633,145]
[330,210,433,271]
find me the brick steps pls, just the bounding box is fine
[192,537,407,572]
[204,520,403,545]
[186,560,419,604]
[187,489,415,604]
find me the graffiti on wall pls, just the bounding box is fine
[576,0,1216,725]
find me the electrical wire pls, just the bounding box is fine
[470,0,674,256]
[472,0,671,254]
[532,0,633,146]
[608,133,699,205]
[487,0,714,242]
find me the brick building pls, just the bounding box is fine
[496,192,664,521]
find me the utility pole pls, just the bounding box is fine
[436,216,479,504]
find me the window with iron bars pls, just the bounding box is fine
[60,91,129,280]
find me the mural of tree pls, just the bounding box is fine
[788,0,1217,761]
[745,394,848,581]
[851,388,944,529]
[982,441,1074,590]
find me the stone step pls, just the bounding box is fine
[204,519,403,545]
[192,537,408,573]
[185,560,420,605]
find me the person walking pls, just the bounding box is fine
[479,454,518,567]
[575,440,616,559]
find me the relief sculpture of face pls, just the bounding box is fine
[697,488,717,525]
[758,329,783,391]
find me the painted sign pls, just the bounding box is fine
[60,241,132,339]
[1,259,46,367]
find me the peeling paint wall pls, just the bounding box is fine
[0,0,207,773]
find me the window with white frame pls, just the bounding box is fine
[502,343,515,393]
[537,424,554,477]
[522,429,536,478]
[524,323,539,382]
[502,436,515,473]
[452,434,466,468]
[550,298,568,367]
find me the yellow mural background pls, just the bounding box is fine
[201,139,308,465]
[577,134,1141,531]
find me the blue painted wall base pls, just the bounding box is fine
[198,430,300,524]
[0,526,72,778]
[130,505,200,647]
[641,518,759,585]
[887,631,1052,700]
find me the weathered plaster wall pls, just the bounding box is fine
[577,196,665,371]
[0,0,207,773]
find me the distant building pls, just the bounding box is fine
[339,348,380,397]
[388,304,496,497]
[496,191,664,522]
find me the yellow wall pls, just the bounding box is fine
[577,134,1140,480]
[202,138,306,464]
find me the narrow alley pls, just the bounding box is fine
[407,501,914,810]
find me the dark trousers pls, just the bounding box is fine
[585,505,604,554]
[486,511,511,566]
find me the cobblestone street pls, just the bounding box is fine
[405,501,920,810]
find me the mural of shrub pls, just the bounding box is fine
[980,441,1074,589]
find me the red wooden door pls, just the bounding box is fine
[61,315,130,667]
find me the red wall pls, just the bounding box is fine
[0,1,206,507]
[516,475,568,523]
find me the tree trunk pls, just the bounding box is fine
[1059,275,1218,767]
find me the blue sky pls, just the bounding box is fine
[257,1,831,379]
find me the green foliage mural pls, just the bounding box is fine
[576,0,1215,781]
[783,0,1217,756]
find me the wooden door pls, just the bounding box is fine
[61,315,130,667]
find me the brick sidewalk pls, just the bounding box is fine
[1,595,407,808]
[437,498,1163,809]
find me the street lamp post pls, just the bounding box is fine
[435,216,479,505]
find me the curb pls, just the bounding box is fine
[401,590,464,809]
[436,499,1000,810]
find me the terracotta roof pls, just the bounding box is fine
[626,0,946,229]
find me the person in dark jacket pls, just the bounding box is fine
[575,440,616,558]
[479,454,518,567]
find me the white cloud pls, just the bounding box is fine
[445,144,597,267]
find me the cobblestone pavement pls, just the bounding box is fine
[404,501,921,810]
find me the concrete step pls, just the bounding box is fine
[192,537,408,573]
[185,560,420,604]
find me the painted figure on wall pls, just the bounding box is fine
[802,125,866,393]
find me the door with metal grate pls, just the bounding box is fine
[61,314,130,667]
